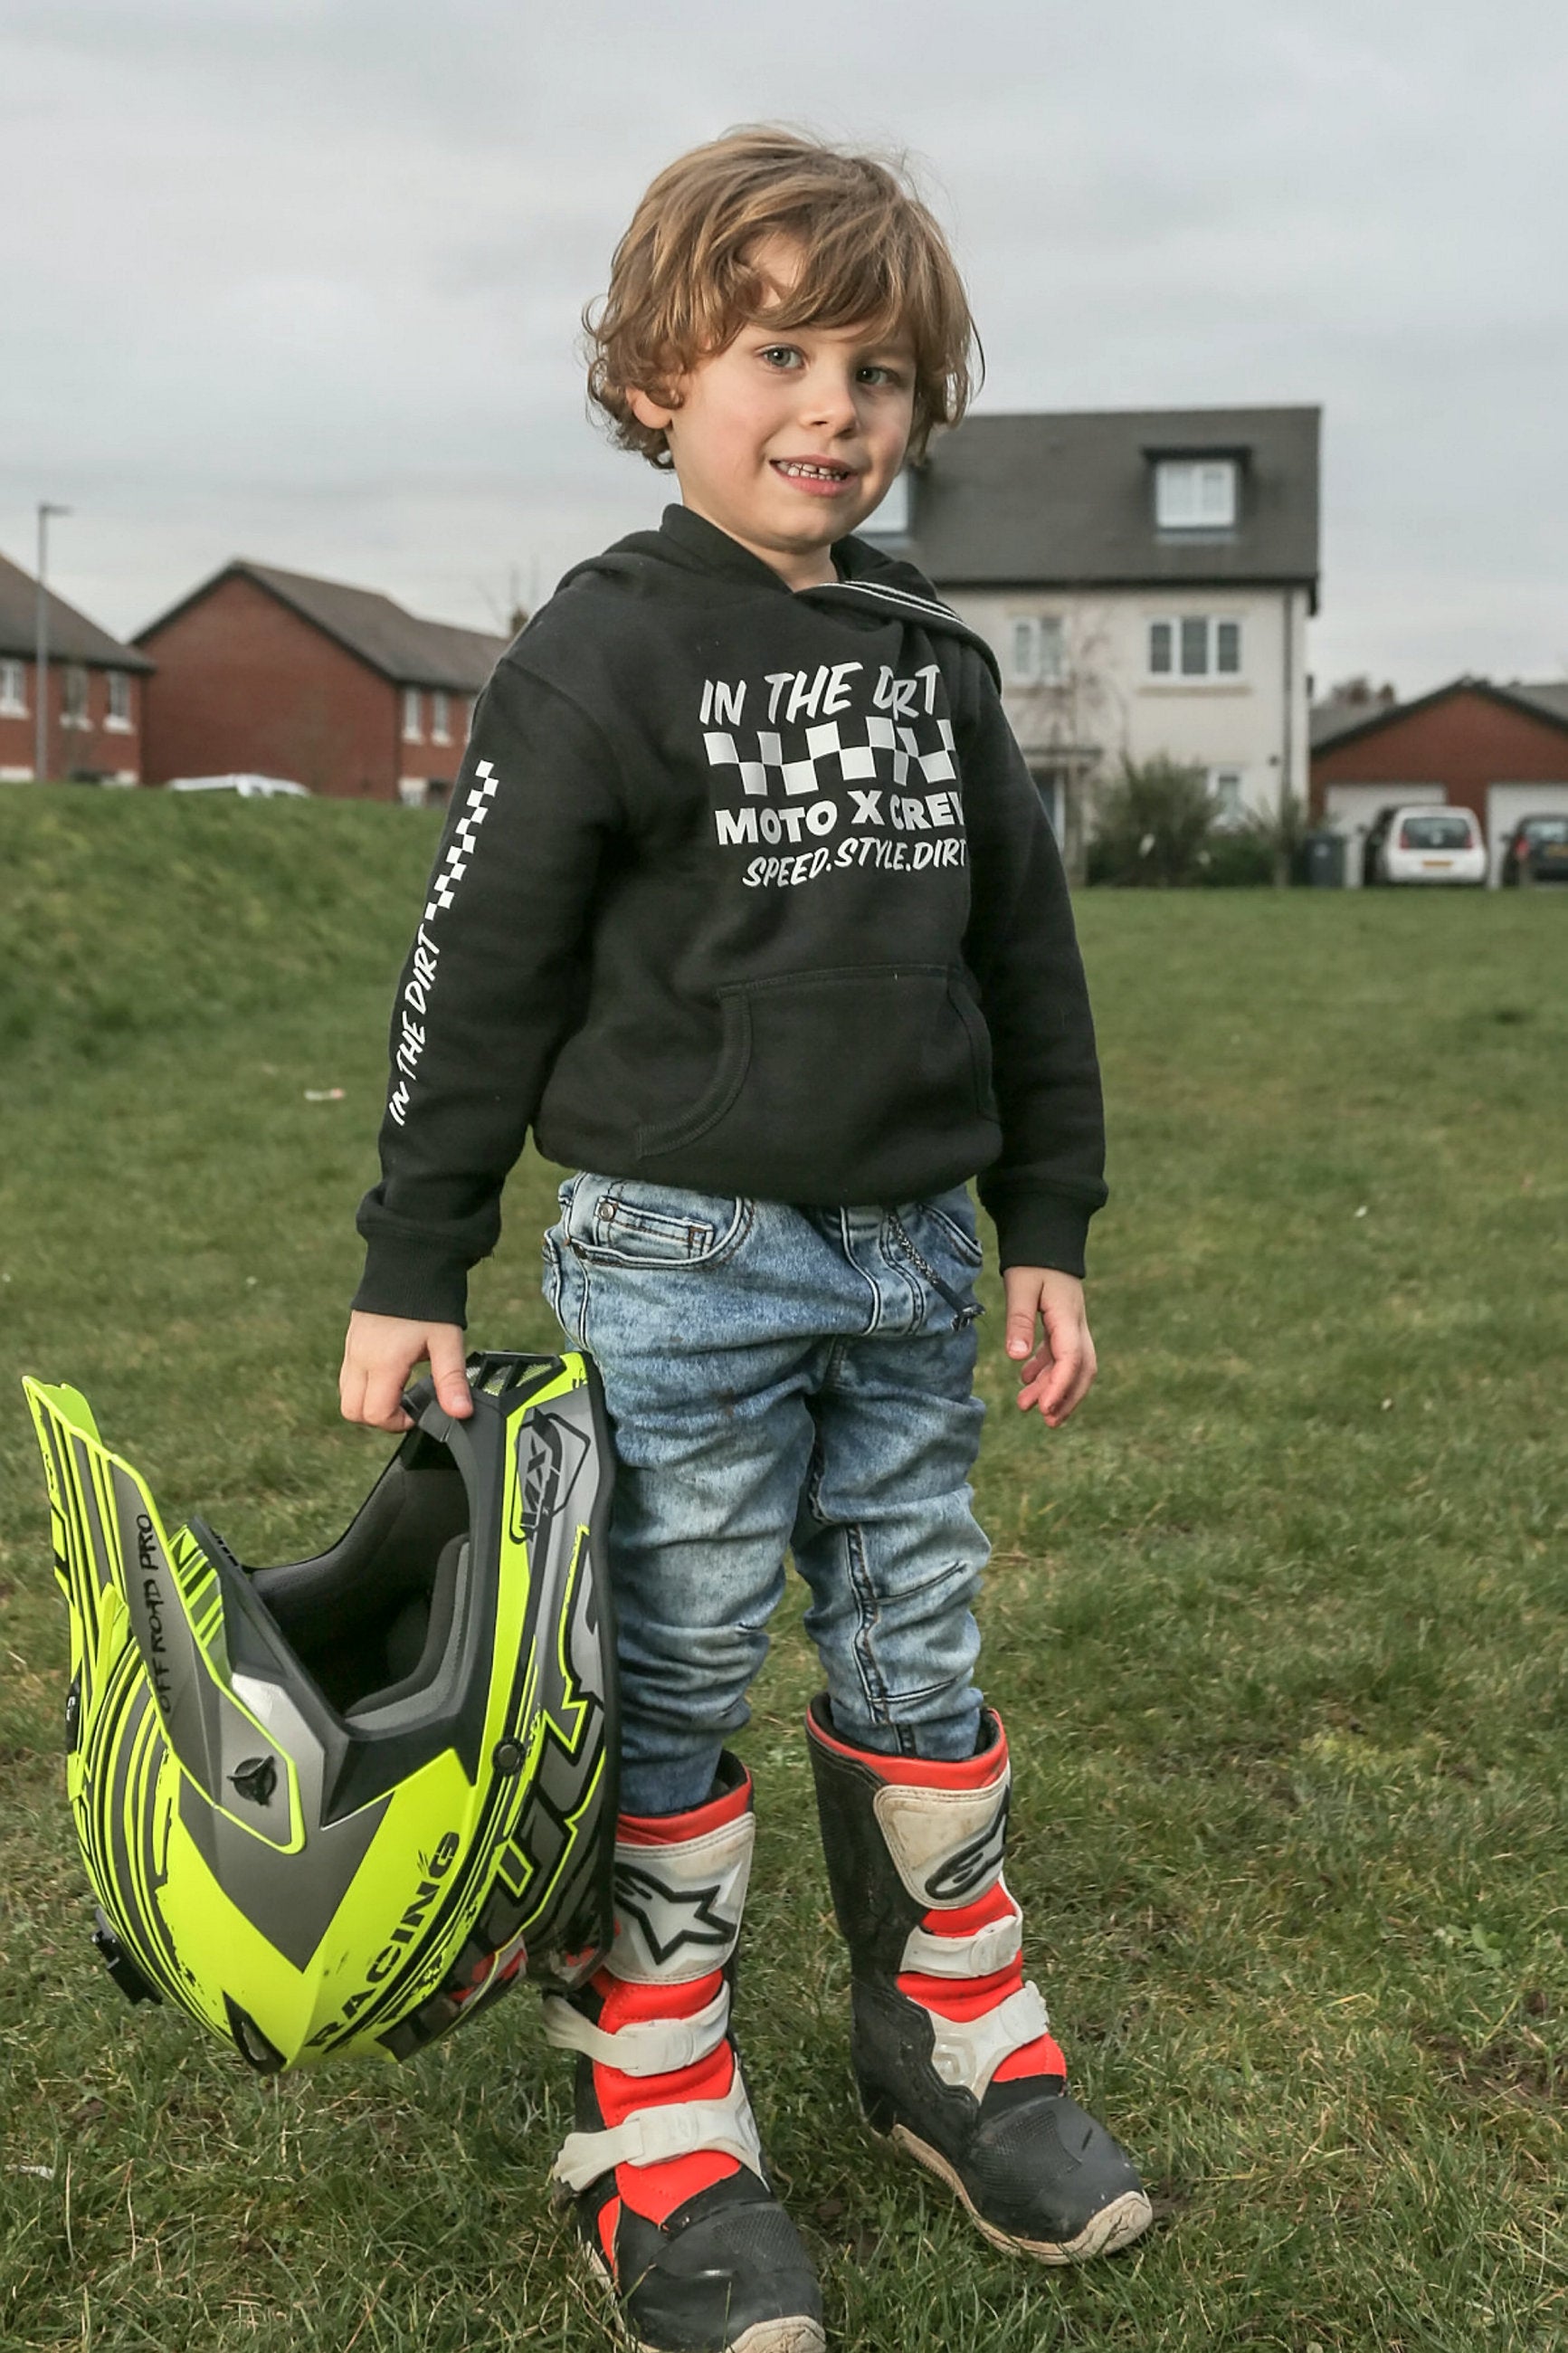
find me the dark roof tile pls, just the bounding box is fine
[0,549,154,670]
[138,560,507,691]
[892,406,1320,600]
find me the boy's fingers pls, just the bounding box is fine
[1047,1342,1098,1425]
[361,1367,413,1432]
[1016,1329,1098,1423]
[1002,1270,1044,1361]
[426,1329,474,1420]
[1031,1346,1080,1418]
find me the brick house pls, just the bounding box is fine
[135,560,508,803]
[866,406,1320,875]
[0,548,153,783]
[1311,677,1568,885]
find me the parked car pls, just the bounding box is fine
[1366,805,1486,887]
[1500,814,1568,886]
[166,773,309,799]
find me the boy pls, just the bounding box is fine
[342,129,1150,2353]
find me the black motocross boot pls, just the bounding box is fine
[806,1696,1152,2263]
[543,1753,824,2351]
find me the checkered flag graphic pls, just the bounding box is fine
[702,715,956,798]
[424,760,500,919]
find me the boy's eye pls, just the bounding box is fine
[859,364,906,388]
[757,344,803,370]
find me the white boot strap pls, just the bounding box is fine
[539,1983,731,2077]
[900,1907,1022,1980]
[925,1981,1052,2102]
[550,2068,764,2195]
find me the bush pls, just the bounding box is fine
[1198,825,1276,888]
[1087,756,1215,887]
[1087,762,1304,888]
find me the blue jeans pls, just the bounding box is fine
[542,1174,990,1815]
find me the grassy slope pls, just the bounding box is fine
[0,790,1563,2351]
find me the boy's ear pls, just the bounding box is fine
[627,385,679,432]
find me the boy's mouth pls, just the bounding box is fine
[770,458,857,491]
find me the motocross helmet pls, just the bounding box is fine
[23,1351,617,2071]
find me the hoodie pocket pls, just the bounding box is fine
[634,965,994,1191]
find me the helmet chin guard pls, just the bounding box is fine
[24,1352,618,2071]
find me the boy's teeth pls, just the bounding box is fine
[778,462,847,479]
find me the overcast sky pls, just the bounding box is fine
[5,0,1566,696]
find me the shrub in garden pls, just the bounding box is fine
[1086,756,1216,887]
[1198,824,1277,888]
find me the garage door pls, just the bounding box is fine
[1486,781,1568,885]
[1323,782,1445,889]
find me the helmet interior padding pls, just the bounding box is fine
[221,1433,470,1720]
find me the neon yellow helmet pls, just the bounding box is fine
[23,1353,618,2071]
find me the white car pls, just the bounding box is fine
[1373,805,1487,886]
[166,773,310,799]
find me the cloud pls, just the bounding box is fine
[5,0,1567,687]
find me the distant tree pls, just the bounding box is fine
[1326,674,1398,708]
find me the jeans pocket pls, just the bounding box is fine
[920,1188,984,1272]
[563,1172,751,1271]
[541,1225,566,1321]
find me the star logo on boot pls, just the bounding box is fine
[924,1793,1010,1903]
[613,1860,736,1966]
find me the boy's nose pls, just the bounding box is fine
[799,368,860,434]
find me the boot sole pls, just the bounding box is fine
[884,2124,1154,2265]
[583,2242,827,2353]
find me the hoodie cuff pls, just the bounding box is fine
[981,1185,1097,1281]
[350,1240,470,1329]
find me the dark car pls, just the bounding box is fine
[1360,805,1400,887]
[1500,814,1568,886]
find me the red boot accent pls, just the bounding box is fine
[804,1705,1007,1791]
[588,1966,738,2226]
[897,1884,1068,2083]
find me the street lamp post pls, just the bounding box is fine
[35,501,71,786]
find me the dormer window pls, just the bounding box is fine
[1155,458,1238,530]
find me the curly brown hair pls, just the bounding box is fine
[584,127,979,471]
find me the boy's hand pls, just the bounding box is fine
[1003,1266,1098,1426]
[338,1310,473,1433]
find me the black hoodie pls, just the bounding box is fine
[354,505,1106,1326]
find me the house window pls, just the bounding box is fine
[1180,617,1208,676]
[0,658,24,716]
[1006,615,1067,687]
[1147,616,1244,681]
[1209,767,1246,824]
[105,671,133,729]
[402,687,423,742]
[62,665,90,726]
[430,690,451,743]
[1155,458,1238,530]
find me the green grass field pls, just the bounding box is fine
[1,788,1563,2352]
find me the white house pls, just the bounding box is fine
[865,407,1322,877]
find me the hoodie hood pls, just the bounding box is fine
[557,504,1003,691]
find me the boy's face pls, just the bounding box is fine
[628,237,917,591]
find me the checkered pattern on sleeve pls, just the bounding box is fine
[423,760,500,919]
